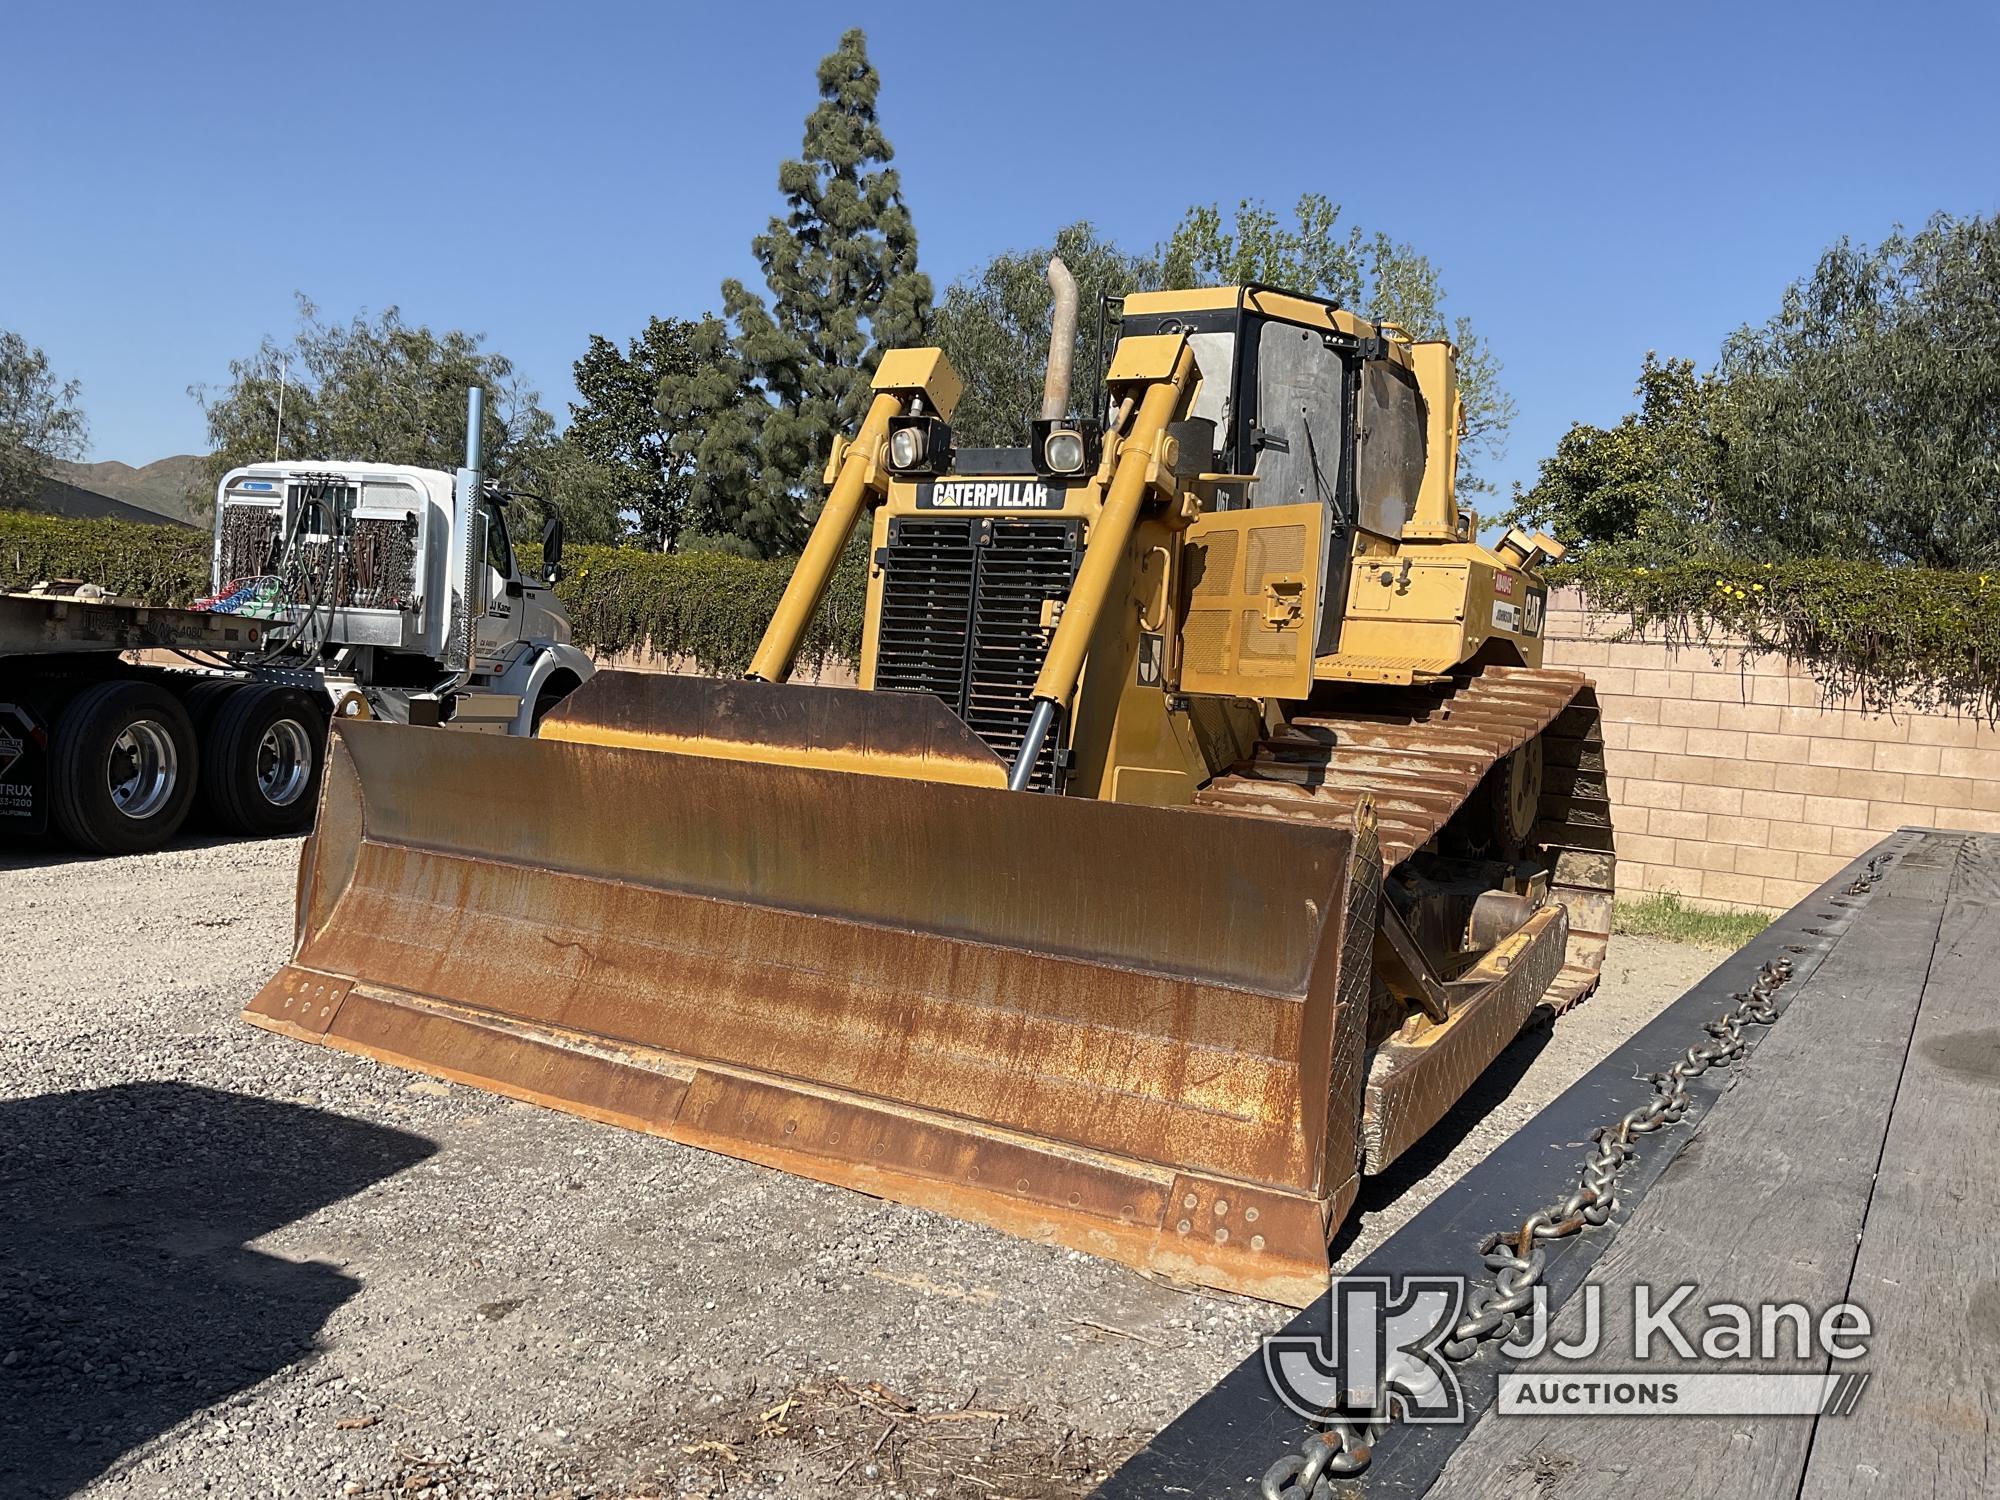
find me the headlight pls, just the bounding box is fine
[889,427,927,471]
[1043,430,1086,475]
[884,415,951,475]
[1030,418,1099,480]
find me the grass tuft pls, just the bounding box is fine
[1613,892,1773,951]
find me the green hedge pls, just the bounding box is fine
[15,510,1993,707]
[1562,556,2000,717]
[0,509,212,604]
[0,508,861,673]
[532,540,864,674]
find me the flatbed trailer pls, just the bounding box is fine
[0,586,274,659]
[0,585,334,853]
[1098,826,1993,1500]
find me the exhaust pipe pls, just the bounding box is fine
[1008,256,1089,789]
[445,386,485,683]
[1040,256,1079,421]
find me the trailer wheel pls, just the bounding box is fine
[200,684,328,836]
[179,675,243,735]
[50,679,199,854]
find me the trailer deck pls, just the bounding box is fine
[1098,826,1998,1499]
[0,587,265,659]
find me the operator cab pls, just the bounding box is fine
[1115,287,1434,652]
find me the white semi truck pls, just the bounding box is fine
[0,390,593,853]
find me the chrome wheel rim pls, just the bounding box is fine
[256,718,313,807]
[107,720,178,820]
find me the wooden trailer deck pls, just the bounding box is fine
[1098,827,1998,1499]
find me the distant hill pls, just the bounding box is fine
[21,472,201,528]
[50,455,210,526]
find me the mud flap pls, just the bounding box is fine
[247,715,1386,1304]
[0,700,50,835]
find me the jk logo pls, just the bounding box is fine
[1264,1277,1468,1425]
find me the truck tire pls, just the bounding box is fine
[532,670,582,732]
[179,675,243,736]
[200,683,328,836]
[49,679,199,854]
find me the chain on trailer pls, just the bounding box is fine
[1253,848,1884,1500]
[205,473,356,664]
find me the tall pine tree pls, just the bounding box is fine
[661,29,931,557]
[568,317,704,548]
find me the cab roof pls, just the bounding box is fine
[1120,286,1438,370]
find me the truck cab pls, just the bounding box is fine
[471,490,578,687]
[213,461,593,734]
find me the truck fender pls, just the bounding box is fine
[509,645,597,736]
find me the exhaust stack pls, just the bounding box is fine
[446,387,485,679]
[1040,256,1079,420]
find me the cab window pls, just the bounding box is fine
[481,498,515,577]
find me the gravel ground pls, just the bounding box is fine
[0,836,1719,1500]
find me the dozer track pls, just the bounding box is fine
[1194,664,1615,1014]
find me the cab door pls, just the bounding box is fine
[473,496,524,665]
[1176,502,1324,701]
[1245,318,1354,656]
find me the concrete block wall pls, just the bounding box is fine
[1541,587,2000,912]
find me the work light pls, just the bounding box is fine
[885,415,952,476]
[1030,418,1099,480]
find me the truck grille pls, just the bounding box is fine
[875,515,1083,792]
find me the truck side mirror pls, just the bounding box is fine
[540,514,566,584]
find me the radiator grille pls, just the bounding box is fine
[876,515,1082,792]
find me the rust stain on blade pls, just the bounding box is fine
[241,716,1381,1304]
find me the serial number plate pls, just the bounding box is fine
[916,479,1065,511]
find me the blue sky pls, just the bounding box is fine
[4,0,1996,503]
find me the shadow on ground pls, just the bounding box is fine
[0,831,261,871]
[0,1081,434,1498]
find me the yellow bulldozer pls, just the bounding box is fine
[247,266,1612,1305]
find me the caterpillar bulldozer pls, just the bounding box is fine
[246,266,1613,1305]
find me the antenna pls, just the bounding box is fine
[273,353,288,461]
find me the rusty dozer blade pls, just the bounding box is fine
[247,694,1384,1304]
